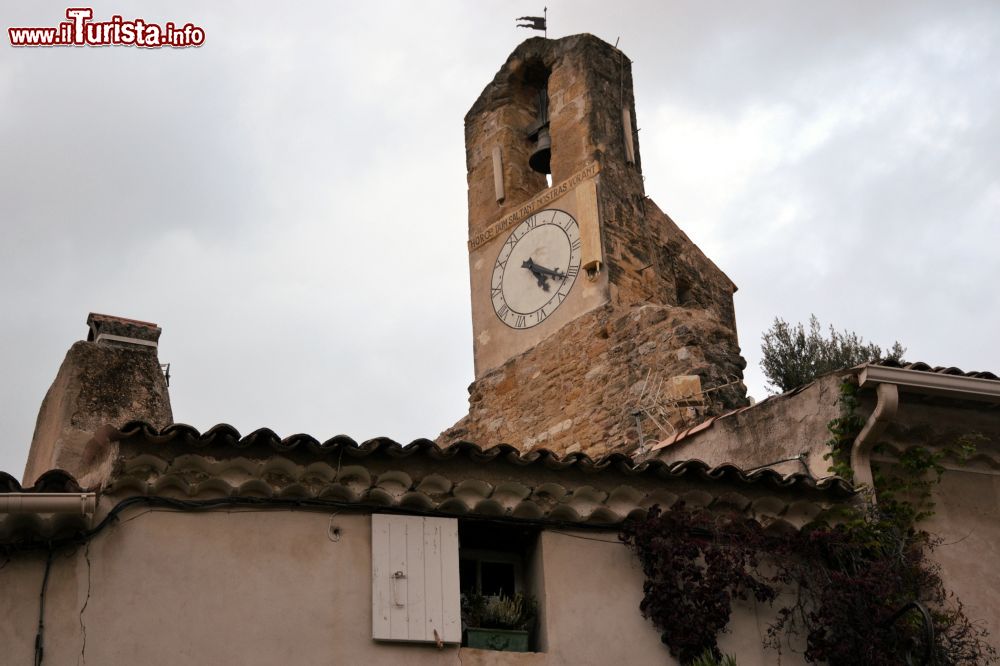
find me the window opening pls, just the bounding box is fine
[459,521,540,651]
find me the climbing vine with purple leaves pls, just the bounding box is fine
[621,384,996,665]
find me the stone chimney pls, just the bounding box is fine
[23,313,173,487]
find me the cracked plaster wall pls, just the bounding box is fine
[0,508,808,665]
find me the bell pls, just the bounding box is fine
[529,126,551,175]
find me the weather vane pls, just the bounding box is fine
[516,7,547,38]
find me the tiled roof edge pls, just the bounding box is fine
[0,469,83,493]
[865,359,999,381]
[103,421,854,497]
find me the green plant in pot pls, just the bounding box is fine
[462,591,537,652]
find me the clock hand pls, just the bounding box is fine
[522,258,554,291]
[522,258,566,282]
[529,270,550,291]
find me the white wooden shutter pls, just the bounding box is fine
[371,514,461,643]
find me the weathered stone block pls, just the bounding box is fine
[666,375,703,404]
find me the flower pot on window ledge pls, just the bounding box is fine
[466,627,531,652]
[461,592,537,652]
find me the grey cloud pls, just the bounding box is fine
[2,1,998,474]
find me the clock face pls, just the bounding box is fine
[491,209,581,329]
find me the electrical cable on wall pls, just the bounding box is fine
[34,548,52,666]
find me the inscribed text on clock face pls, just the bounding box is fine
[491,209,581,329]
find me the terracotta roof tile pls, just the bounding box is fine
[872,359,999,381]
[0,469,81,493]
[100,421,853,497]
[0,425,860,542]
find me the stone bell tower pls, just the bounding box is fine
[440,34,749,458]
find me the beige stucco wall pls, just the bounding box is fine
[651,373,846,479]
[0,503,805,665]
[923,468,1000,640]
[536,530,781,664]
[854,387,1000,642]
[871,396,1000,642]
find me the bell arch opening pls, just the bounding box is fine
[520,59,552,177]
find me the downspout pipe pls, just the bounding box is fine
[0,493,96,515]
[850,382,898,490]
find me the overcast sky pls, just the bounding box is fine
[2,1,998,477]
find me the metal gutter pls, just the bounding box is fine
[858,365,1000,403]
[852,363,1000,490]
[0,493,96,515]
